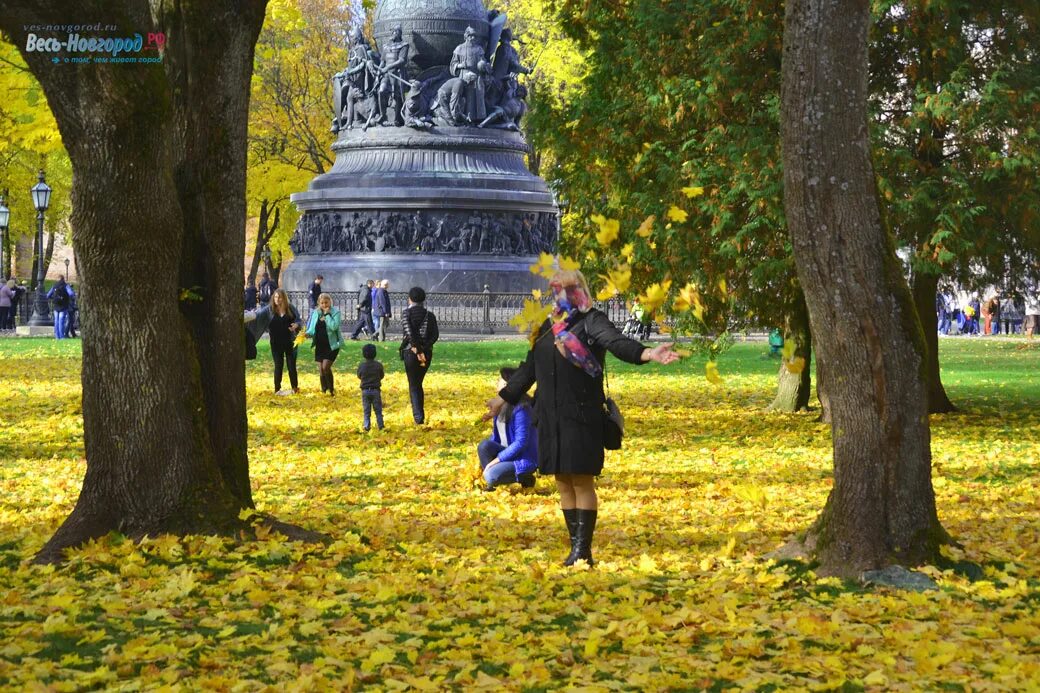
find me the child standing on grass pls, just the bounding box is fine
[357,343,385,431]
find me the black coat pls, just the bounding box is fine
[499,308,646,476]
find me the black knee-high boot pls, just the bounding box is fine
[571,509,597,566]
[319,370,329,393]
[562,508,579,566]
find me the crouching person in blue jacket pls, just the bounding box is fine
[478,366,537,490]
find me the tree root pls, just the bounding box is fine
[33,507,331,565]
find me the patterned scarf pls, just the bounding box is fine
[549,283,602,378]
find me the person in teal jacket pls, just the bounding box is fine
[306,293,343,395]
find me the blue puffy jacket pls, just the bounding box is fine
[491,402,538,476]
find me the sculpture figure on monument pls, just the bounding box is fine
[333,27,373,133]
[479,80,526,130]
[448,26,491,124]
[376,24,410,126]
[403,79,435,129]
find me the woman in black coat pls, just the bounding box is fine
[486,269,680,566]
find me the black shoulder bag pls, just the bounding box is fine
[602,363,625,450]
[579,313,625,450]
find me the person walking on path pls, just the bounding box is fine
[350,279,375,339]
[399,286,439,424]
[356,343,385,431]
[306,292,343,396]
[485,269,681,567]
[373,279,392,341]
[1025,290,1040,337]
[0,279,14,331]
[477,366,537,491]
[46,276,75,339]
[309,275,324,309]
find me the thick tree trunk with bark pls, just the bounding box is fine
[768,288,812,412]
[911,271,957,413]
[1,0,272,563]
[780,0,947,576]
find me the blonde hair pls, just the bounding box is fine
[5,279,14,289]
[318,292,333,306]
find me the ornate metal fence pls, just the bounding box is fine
[0,288,636,336]
[286,289,634,335]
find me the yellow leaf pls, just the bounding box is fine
[705,361,724,385]
[785,356,806,374]
[590,214,620,246]
[717,277,727,295]
[598,265,632,299]
[682,185,705,198]
[666,206,688,223]
[558,255,581,271]
[529,252,556,277]
[362,646,396,672]
[636,215,656,237]
[620,242,635,261]
[638,280,672,313]
[864,670,888,686]
[673,282,704,322]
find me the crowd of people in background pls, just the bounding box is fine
[0,276,77,337]
[245,274,438,428]
[937,287,1040,337]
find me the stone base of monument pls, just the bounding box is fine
[281,252,541,294]
[288,123,558,296]
[16,325,55,337]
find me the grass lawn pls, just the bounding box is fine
[0,335,1038,689]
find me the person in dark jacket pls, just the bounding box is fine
[399,286,439,424]
[244,289,303,394]
[372,279,392,341]
[309,275,324,309]
[478,366,537,490]
[350,279,375,339]
[486,269,680,566]
[46,276,75,339]
[356,342,385,431]
[257,272,277,307]
[244,281,258,310]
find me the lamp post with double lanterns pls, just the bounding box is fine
[0,193,9,281]
[28,170,53,327]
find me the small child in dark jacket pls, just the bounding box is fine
[357,343,385,431]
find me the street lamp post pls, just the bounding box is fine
[64,257,69,279]
[28,170,53,327]
[0,193,9,281]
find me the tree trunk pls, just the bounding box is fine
[44,230,56,279]
[911,271,957,413]
[29,230,39,292]
[780,0,947,576]
[1,0,270,563]
[248,199,272,287]
[768,288,812,412]
[815,353,832,424]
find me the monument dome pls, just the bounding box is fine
[373,0,490,74]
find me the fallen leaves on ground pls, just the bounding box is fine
[1,338,1039,690]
